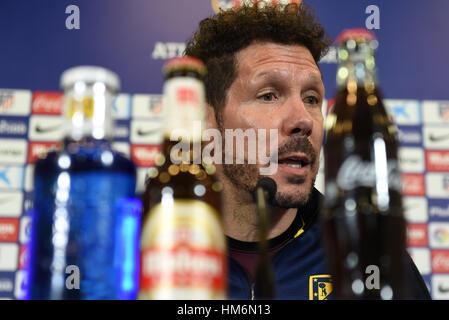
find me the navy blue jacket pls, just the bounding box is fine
[227,188,431,300]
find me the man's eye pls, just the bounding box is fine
[259,93,277,102]
[304,96,319,105]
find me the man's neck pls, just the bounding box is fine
[219,176,297,242]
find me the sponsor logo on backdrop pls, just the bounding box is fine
[14,270,27,300]
[18,245,28,270]
[31,91,63,115]
[28,115,64,142]
[384,100,421,125]
[431,274,449,300]
[131,145,163,167]
[130,120,163,145]
[402,173,425,196]
[0,272,14,294]
[426,173,449,198]
[137,167,149,193]
[403,197,428,223]
[151,42,185,60]
[397,125,423,147]
[0,117,28,138]
[431,250,449,273]
[19,216,31,244]
[429,199,449,219]
[429,222,449,249]
[0,191,23,218]
[422,101,449,124]
[0,166,25,190]
[407,224,428,247]
[407,248,431,275]
[398,147,424,173]
[0,90,31,116]
[0,139,27,165]
[111,142,130,158]
[113,120,130,142]
[112,94,131,120]
[0,243,19,271]
[426,150,449,171]
[132,94,163,119]
[0,218,19,242]
[27,141,60,163]
[423,126,449,150]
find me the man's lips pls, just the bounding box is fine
[277,153,312,176]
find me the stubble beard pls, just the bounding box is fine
[219,123,317,209]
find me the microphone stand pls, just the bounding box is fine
[253,178,277,299]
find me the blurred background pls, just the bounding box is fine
[0,0,448,299]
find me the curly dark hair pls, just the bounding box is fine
[184,2,331,119]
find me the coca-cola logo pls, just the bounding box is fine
[336,155,401,191]
[432,250,449,273]
[32,92,63,115]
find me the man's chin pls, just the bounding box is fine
[273,179,315,208]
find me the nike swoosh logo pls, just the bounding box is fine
[438,284,449,293]
[137,128,159,136]
[35,123,61,134]
[429,133,449,142]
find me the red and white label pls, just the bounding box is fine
[27,141,61,163]
[0,218,20,242]
[131,145,162,167]
[426,150,449,172]
[140,246,226,290]
[432,250,449,273]
[401,173,425,196]
[407,224,428,247]
[31,91,64,115]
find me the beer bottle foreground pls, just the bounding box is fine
[28,66,141,299]
[138,57,227,299]
[322,29,406,299]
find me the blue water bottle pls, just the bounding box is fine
[27,66,141,299]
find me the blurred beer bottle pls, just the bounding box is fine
[322,29,406,299]
[28,66,141,299]
[138,56,226,299]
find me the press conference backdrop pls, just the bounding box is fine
[0,0,448,300]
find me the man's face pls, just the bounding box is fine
[218,41,325,208]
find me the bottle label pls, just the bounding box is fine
[162,77,206,142]
[139,199,226,299]
[335,155,402,191]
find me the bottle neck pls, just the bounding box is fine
[63,82,115,142]
[162,76,206,143]
[336,43,378,92]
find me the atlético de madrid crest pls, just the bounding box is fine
[309,275,333,300]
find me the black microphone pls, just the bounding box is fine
[253,177,277,299]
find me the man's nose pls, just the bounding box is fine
[281,97,313,137]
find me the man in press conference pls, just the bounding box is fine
[184,1,430,299]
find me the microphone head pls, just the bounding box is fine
[254,177,277,205]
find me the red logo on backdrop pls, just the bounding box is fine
[19,245,28,270]
[176,88,199,105]
[407,224,428,247]
[402,174,425,196]
[432,250,449,273]
[131,145,162,167]
[426,150,449,172]
[32,91,64,115]
[28,141,61,163]
[0,218,20,242]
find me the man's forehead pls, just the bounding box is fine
[235,41,322,78]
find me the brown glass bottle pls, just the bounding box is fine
[322,29,406,300]
[138,57,226,300]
